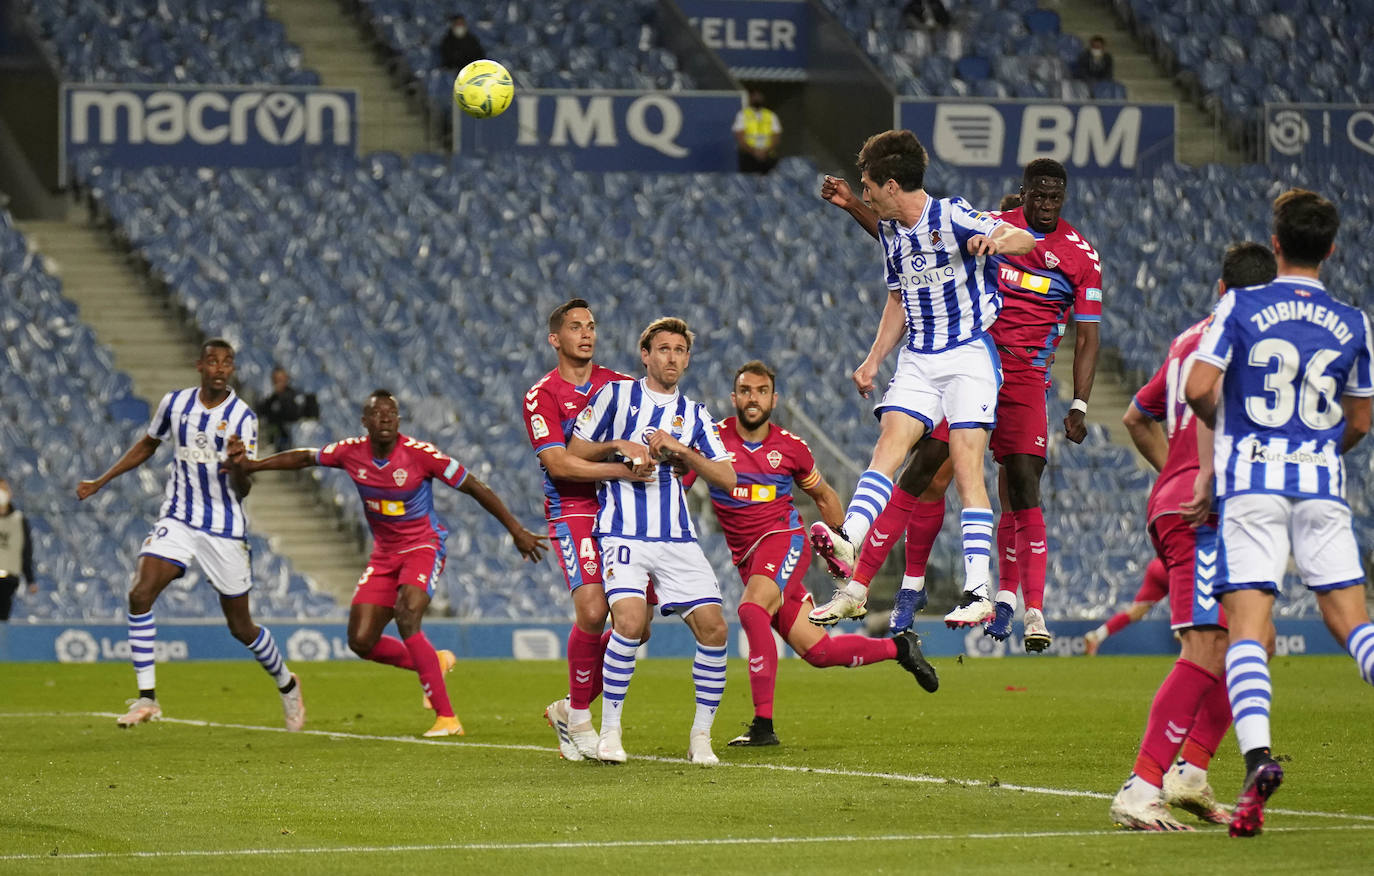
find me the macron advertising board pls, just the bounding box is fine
[454,89,743,172]
[898,98,1176,178]
[61,83,358,183]
[677,0,809,79]
[1265,103,1374,167]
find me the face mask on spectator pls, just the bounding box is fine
[453,24,467,37]
[0,489,10,507]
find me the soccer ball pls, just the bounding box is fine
[453,59,514,119]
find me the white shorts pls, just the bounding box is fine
[139,517,253,597]
[874,335,1002,431]
[601,536,721,618]
[1216,493,1364,593]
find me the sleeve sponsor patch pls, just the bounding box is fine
[1085,288,1103,302]
[530,414,549,440]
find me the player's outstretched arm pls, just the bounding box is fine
[232,447,318,473]
[539,445,653,483]
[801,474,845,531]
[77,435,160,500]
[1064,321,1099,444]
[1340,395,1372,452]
[458,475,550,562]
[1122,403,1167,473]
[968,223,1035,256]
[820,175,880,241]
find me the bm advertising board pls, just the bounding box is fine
[898,98,1176,178]
[61,83,358,183]
[454,89,743,172]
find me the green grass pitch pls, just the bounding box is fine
[3,655,1373,874]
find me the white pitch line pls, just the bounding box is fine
[2,824,1374,863]
[4,711,1373,824]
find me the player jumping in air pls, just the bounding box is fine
[523,298,657,761]
[1108,242,1278,831]
[812,153,1077,648]
[77,339,305,731]
[687,361,938,746]
[229,389,547,737]
[568,317,737,765]
[1185,190,1374,837]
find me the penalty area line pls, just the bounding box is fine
[4,711,1373,824]
[3,824,1374,862]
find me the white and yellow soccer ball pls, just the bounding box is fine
[453,59,514,119]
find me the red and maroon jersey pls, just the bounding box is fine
[989,209,1103,368]
[691,417,822,565]
[317,433,467,553]
[522,364,633,521]
[1134,317,1210,524]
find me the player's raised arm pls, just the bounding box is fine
[820,174,880,241]
[225,436,317,473]
[77,435,160,500]
[457,474,549,562]
[968,222,1036,257]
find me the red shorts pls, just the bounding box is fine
[1134,556,1169,604]
[928,360,1049,461]
[549,516,604,592]
[736,530,813,635]
[1149,513,1227,631]
[352,545,444,607]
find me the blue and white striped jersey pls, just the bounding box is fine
[878,196,1005,353]
[1192,277,1374,503]
[573,378,730,542]
[146,387,258,538]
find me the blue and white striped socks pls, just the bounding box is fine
[247,626,293,689]
[692,644,727,733]
[842,469,893,545]
[128,609,156,692]
[1347,623,1374,685]
[1226,639,1272,755]
[960,508,995,598]
[600,632,641,732]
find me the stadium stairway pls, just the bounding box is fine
[1053,0,1246,166]
[267,0,432,155]
[13,211,370,602]
[1048,323,1142,463]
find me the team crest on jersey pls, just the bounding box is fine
[1044,251,1060,269]
[672,415,684,429]
[216,420,228,433]
[392,468,408,486]
[530,414,549,440]
[930,230,942,249]
[767,450,783,468]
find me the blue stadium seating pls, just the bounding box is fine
[22,0,316,85]
[62,154,1374,621]
[0,210,340,622]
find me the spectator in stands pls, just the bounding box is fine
[1074,35,1114,82]
[733,90,782,175]
[262,367,318,453]
[439,14,485,72]
[0,476,35,621]
[901,0,951,30]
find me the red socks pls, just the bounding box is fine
[1106,612,1132,636]
[802,634,897,668]
[738,602,778,719]
[365,635,415,669]
[1132,659,1219,786]
[903,498,945,578]
[853,487,919,585]
[404,631,454,718]
[1012,507,1047,610]
[567,625,609,710]
[1180,674,1233,769]
[997,512,1018,597]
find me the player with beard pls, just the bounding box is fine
[687,361,938,747]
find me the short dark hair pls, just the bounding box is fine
[857,130,928,192]
[1273,188,1338,268]
[548,298,592,333]
[1022,158,1067,188]
[639,316,694,352]
[733,360,776,392]
[998,193,1023,211]
[366,388,396,408]
[200,338,234,358]
[1220,242,1277,290]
